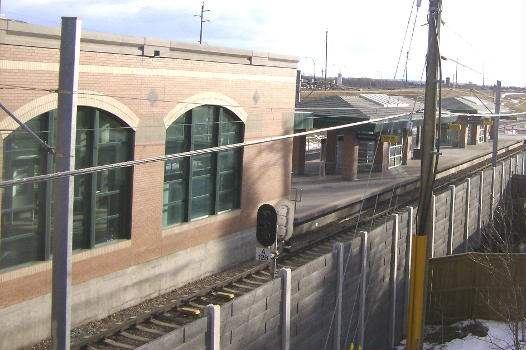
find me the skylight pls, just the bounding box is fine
[460,96,491,106]
[359,94,409,107]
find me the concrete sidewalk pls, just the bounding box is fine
[291,134,526,223]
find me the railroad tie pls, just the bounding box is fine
[150,318,179,328]
[103,338,136,350]
[120,331,151,342]
[178,306,201,316]
[212,291,235,300]
[136,325,166,335]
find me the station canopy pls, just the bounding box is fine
[294,94,497,133]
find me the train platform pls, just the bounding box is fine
[291,134,526,223]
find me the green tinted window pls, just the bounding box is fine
[162,106,243,226]
[1,107,133,270]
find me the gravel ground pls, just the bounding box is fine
[30,259,263,350]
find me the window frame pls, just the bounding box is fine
[0,107,134,271]
[162,105,244,227]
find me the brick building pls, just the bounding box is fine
[0,19,298,348]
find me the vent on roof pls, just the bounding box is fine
[460,96,490,106]
[360,94,409,107]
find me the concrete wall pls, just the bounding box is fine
[135,150,526,350]
[0,226,257,349]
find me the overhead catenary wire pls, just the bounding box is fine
[469,89,494,114]
[323,110,392,350]
[394,0,417,80]
[401,0,422,82]
[0,83,426,115]
[0,112,417,188]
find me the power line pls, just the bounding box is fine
[0,83,427,114]
[394,0,417,80]
[0,112,415,188]
[469,89,494,114]
[2,108,523,189]
[402,0,422,83]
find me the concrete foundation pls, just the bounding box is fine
[0,225,257,349]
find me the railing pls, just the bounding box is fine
[388,144,402,168]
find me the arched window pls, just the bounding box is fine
[1,107,134,270]
[163,105,244,226]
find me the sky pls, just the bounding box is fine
[2,0,525,87]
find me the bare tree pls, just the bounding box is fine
[472,195,526,350]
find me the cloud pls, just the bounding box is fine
[4,0,525,86]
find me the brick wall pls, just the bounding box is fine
[0,19,299,348]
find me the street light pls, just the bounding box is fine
[304,56,316,82]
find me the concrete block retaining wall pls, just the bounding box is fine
[136,151,526,350]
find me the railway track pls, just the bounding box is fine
[71,142,525,350]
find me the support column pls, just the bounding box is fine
[447,185,455,255]
[52,17,81,350]
[469,123,480,145]
[402,128,412,165]
[373,137,389,172]
[430,195,436,258]
[458,118,468,148]
[292,131,306,175]
[403,207,414,338]
[478,172,484,243]
[484,125,489,142]
[389,214,399,349]
[464,178,471,252]
[491,167,496,220]
[499,160,505,200]
[279,268,291,350]
[325,130,338,174]
[358,231,368,349]
[413,126,422,159]
[342,131,359,180]
[334,242,344,350]
[439,125,448,145]
[205,305,220,350]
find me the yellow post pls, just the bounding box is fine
[406,235,428,350]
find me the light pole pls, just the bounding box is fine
[304,56,316,82]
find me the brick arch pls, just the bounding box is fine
[163,92,248,128]
[0,91,139,137]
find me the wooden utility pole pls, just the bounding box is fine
[406,0,441,349]
[195,1,210,45]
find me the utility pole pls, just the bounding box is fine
[52,17,80,350]
[325,29,328,90]
[405,51,409,86]
[455,58,458,87]
[482,63,485,87]
[195,1,210,45]
[406,0,441,349]
[492,80,501,167]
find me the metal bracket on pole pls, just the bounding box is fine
[0,103,55,154]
